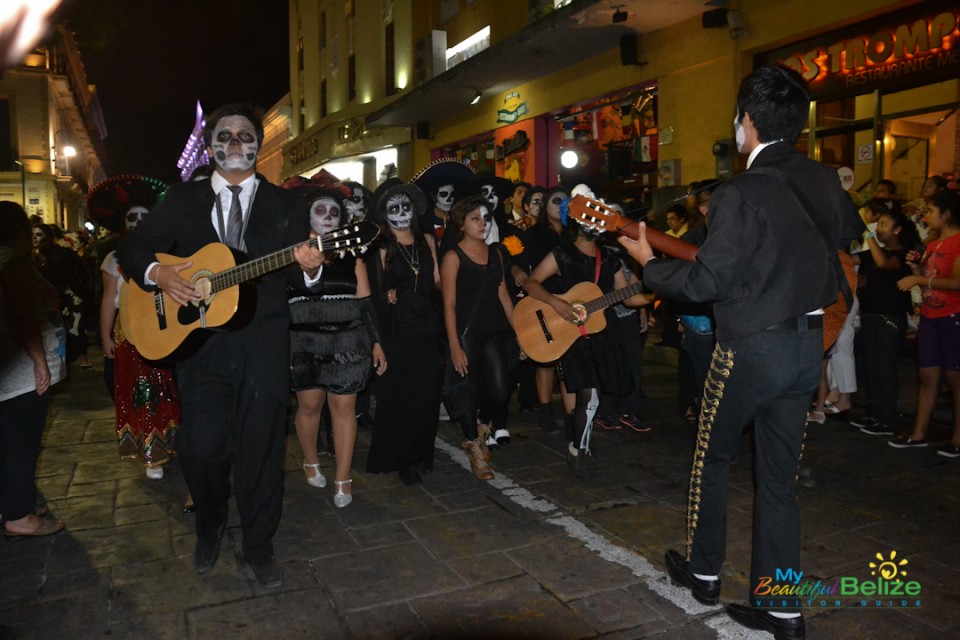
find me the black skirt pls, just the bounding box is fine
[289,296,372,395]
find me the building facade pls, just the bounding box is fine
[0,27,107,229]
[285,0,958,214]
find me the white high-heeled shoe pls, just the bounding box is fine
[303,462,327,488]
[333,479,352,508]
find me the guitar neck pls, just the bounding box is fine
[210,237,320,292]
[583,282,646,316]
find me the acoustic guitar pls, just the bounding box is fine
[566,194,856,350]
[120,221,380,361]
[514,281,649,363]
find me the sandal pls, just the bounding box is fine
[333,479,352,508]
[303,462,327,488]
[4,517,65,537]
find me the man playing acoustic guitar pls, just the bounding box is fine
[619,66,862,640]
[118,104,324,588]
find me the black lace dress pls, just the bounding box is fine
[366,240,442,473]
[288,257,371,395]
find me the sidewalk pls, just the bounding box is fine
[1,344,958,639]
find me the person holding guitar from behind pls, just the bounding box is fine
[522,196,647,477]
[118,104,324,589]
[619,66,862,640]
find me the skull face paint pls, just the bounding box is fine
[385,193,414,230]
[210,115,259,172]
[32,227,46,248]
[480,184,499,211]
[309,197,342,236]
[435,184,455,213]
[481,206,494,242]
[344,187,367,221]
[124,205,149,232]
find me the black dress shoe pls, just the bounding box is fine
[398,466,422,485]
[194,525,225,574]
[248,554,284,588]
[726,603,805,640]
[665,549,720,605]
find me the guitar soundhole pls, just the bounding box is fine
[191,271,215,304]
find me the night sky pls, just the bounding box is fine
[63,0,290,184]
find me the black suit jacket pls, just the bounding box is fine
[644,142,862,341]
[117,175,310,400]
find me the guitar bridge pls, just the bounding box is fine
[536,309,554,344]
[153,290,167,330]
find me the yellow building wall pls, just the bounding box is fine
[426,0,906,185]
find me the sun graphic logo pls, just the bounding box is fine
[869,550,909,582]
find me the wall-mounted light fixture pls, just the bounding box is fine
[470,89,482,105]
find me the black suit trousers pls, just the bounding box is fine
[687,322,822,612]
[175,333,286,562]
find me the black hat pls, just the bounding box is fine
[87,175,167,232]
[411,158,474,196]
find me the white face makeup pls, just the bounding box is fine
[310,197,342,235]
[210,115,260,173]
[386,193,414,230]
[734,113,746,153]
[480,184,499,211]
[124,205,149,231]
[435,183,455,213]
[344,187,366,221]
[32,227,46,247]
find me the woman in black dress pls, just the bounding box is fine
[366,184,442,486]
[290,189,386,508]
[441,195,519,480]
[523,213,648,476]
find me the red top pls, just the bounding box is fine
[920,232,960,318]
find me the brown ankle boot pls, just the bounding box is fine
[476,422,493,461]
[463,439,494,480]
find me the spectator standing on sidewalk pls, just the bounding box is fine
[891,189,960,457]
[0,202,67,537]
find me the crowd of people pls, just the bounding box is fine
[2,67,958,639]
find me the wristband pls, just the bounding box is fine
[927,277,933,289]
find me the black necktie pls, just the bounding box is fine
[224,185,243,249]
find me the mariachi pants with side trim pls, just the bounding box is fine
[686,322,822,612]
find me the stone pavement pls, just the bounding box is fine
[1,343,958,639]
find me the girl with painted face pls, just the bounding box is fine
[366,183,443,486]
[523,200,649,477]
[288,188,387,508]
[440,195,520,480]
[342,182,371,222]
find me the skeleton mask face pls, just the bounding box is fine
[210,115,259,173]
[344,187,366,221]
[385,193,414,230]
[480,184,499,211]
[124,206,149,232]
[32,227,46,248]
[435,184,455,213]
[481,207,494,241]
[310,197,342,236]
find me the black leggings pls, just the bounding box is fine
[452,331,519,439]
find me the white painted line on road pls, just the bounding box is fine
[434,437,766,639]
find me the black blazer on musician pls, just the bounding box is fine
[117,174,311,400]
[644,142,862,342]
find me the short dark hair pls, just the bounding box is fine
[449,194,489,239]
[736,64,810,144]
[202,103,265,148]
[930,189,960,228]
[666,204,689,220]
[0,201,31,247]
[876,178,896,194]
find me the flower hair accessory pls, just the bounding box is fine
[502,236,524,256]
[559,197,571,226]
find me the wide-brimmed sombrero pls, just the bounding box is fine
[465,173,515,205]
[282,168,352,198]
[411,158,474,196]
[87,175,168,232]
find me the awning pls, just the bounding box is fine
[366,0,709,128]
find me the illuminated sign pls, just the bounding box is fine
[761,0,960,99]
